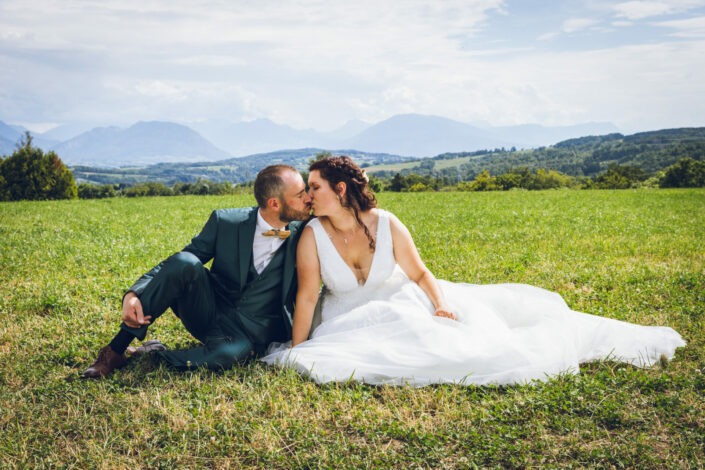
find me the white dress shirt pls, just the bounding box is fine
[252,209,287,274]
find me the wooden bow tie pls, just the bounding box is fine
[262,229,291,239]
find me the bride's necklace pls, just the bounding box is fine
[330,221,359,245]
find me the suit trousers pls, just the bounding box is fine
[121,251,255,369]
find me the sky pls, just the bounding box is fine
[1,0,704,134]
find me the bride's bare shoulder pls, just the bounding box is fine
[358,208,380,225]
[297,224,318,258]
[299,223,317,243]
[361,208,403,229]
[386,211,411,239]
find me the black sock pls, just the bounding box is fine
[108,329,135,355]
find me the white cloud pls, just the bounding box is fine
[490,40,705,131]
[537,32,559,41]
[0,0,507,127]
[0,0,704,134]
[133,81,186,100]
[613,2,673,20]
[613,0,705,20]
[562,17,599,33]
[14,122,59,133]
[654,15,705,37]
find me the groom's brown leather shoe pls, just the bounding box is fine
[82,345,127,378]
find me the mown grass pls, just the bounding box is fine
[1,189,703,468]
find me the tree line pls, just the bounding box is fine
[77,179,249,199]
[0,134,249,202]
[1,134,704,202]
[371,128,705,184]
[380,160,705,192]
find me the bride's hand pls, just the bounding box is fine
[433,307,457,321]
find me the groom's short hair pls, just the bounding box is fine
[254,164,298,209]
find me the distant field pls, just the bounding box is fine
[1,189,703,467]
[366,155,477,172]
[365,152,529,173]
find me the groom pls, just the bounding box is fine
[83,164,311,378]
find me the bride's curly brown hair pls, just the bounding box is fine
[309,155,378,250]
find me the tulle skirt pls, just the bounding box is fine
[262,270,685,386]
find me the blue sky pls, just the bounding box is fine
[1,0,704,134]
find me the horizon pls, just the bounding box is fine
[6,113,626,137]
[2,1,705,135]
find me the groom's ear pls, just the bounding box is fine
[267,197,281,211]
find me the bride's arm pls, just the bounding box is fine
[389,214,457,320]
[291,226,322,346]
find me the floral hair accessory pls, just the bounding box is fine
[361,169,369,183]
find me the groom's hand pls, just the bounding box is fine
[122,292,151,328]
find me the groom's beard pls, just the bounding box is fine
[279,200,312,223]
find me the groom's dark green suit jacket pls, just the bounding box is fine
[124,207,304,368]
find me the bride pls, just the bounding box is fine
[261,156,685,386]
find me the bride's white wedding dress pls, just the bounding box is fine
[261,210,685,386]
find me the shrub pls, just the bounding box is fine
[367,174,382,193]
[529,169,574,190]
[457,168,575,191]
[123,182,173,197]
[387,173,439,192]
[77,183,118,199]
[589,163,649,189]
[0,133,77,201]
[408,182,431,192]
[659,158,705,188]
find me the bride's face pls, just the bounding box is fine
[308,170,343,217]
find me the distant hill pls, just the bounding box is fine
[0,120,18,156]
[52,121,231,166]
[0,121,20,144]
[322,119,372,142]
[367,127,705,181]
[39,123,93,142]
[343,114,518,157]
[189,118,373,157]
[70,148,412,185]
[3,115,620,165]
[0,135,14,157]
[189,119,318,157]
[337,114,618,157]
[70,127,705,186]
[68,114,616,163]
[0,120,58,155]
[490,122,619,148]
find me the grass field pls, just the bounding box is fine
[1,189,704,468]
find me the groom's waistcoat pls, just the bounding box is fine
[219,243,288,346]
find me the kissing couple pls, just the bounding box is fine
[84,156,685,386]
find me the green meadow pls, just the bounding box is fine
[366,154,480,173]
[1,189,703,468]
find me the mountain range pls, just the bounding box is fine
[0,114,619,166]
[68,127,705,187]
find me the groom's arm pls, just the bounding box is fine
[181,210,219,263]
[124,210,219,299]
